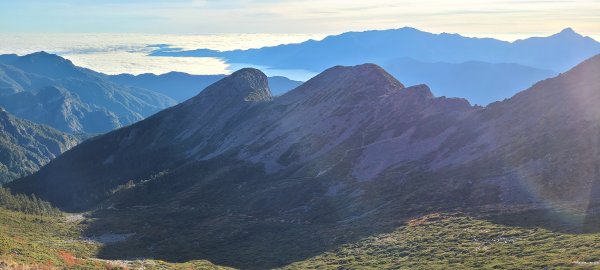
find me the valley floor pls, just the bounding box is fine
[2,205,600,269]
[0,208,231,270]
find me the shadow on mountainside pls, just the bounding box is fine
[85,203,600,269]
[79,157,600,269]
[79,158,410,269]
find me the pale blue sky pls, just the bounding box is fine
[1,0,599,40]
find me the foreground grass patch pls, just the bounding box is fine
[0,208,99,268]
[0,208,231,269]
[4,204,600,269]
[282,212,600,270]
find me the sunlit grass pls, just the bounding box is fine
[4,202,600,269]
[0,208,232,269]
[282,212,600,270]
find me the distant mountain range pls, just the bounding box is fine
[0,52,304,133]
[0,107,78,184]
[109,72,302,102]
[385,58,556,105]
[154,27,599,72]
[109,64,553,106]
[153,27,600,105]
[9,54,600,268]
[0,52,177,134]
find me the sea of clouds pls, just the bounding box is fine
[0,33,324,79]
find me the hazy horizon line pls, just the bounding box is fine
[1,26,598,43]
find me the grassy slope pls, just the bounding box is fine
[0,208,232,270]
[282,211,600,270]
[3,202,600,269]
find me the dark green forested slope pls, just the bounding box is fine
[0,107,78,184]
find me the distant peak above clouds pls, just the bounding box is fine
[150,26,599,105]
[153,26,600,72]
[6,51,82,79]
[558,27,577,35]
[16,51,75,67]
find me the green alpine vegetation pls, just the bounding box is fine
[0,205,232,269]
[0,187,60,216]
[283,209,600,270]
[2,203,600,269]
[0,107,78,184]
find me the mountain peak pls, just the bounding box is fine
[228,67,267,85]
[10,51,80,78]
[553,27,583,38]
[194,68,272,103]
[278,63,406,107]
[20,51,74,65]
[559,27,576,34]
[319,63,404,89]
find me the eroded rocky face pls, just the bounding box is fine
[9,55,600,219]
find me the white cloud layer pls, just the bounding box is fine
[0,33,323,78]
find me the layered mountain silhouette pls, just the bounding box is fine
[109,63,552,106]
[109,71,302,102]
[155,27,599,73]
[8,54,600,268]
[385,58,556,105]
[0,107,78,184]
[153,27,599,105]
[0,52,177,133]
